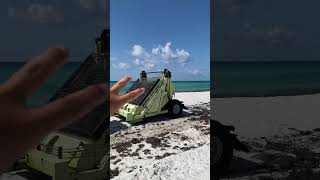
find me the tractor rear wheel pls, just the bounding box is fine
[168,99,183,118]
[212,135,234,177]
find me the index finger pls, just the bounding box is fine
[110,76,132,94]
[118,88,145,104]
[3,48,68,100]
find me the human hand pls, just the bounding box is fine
[0,48,107,171]
[110,77,145,115]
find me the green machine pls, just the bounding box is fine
[9,30,110,180]
[25,68,109,180]
[117,69,186,123]
[25,125,109,180]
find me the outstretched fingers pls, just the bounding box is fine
[110,76,132,95]
[3,48,68,101]
[118,88,145,104]
[30,84,107,131]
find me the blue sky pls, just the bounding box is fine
[0,0,106,61]
[214,0,320,62]
[110,0,210,81]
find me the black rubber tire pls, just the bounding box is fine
[168,99,183,118]
[211,135,234,177]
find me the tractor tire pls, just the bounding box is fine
[168,99,183,118]
[211,135,234,177]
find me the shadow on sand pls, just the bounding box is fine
[222,156,266,178]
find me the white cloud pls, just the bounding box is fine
[77,0,96,9]
[8,4,64,24]
[132,45,151,59]
[190,69,201,75]
[219,0,253,15]
[144,63,155,70]
[182,68,209,80]
[28,4,64,23]
[111,43,191,72]
[110,56,117,61]
[131,42,191,70]
[187,69,203,76]
[151,42,190,63]
[243,24,296,45]
[133,58,142,66]
[74,0,106,15]
[134,58,155,70]
[112,62,131,70]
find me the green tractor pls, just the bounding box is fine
[25,123,109,180]
[117,69,187,123]
[24,51,109,180]
[8,30,110,180]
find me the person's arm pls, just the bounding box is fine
[0,48,144,171]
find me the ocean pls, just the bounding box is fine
[212,61,320,97]
[110,81,210,94]
[0,62,81,107]
[3,61,319,106]
[0,62,209,107]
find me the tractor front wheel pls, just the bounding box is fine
[168,99,183,118]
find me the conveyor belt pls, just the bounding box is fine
[50,54,108,140]
[126,78,160,106]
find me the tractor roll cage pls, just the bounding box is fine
[140,69,171,78]
[145,71,164,74]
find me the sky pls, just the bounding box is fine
[214,0,320,62]
[110,0,210,81]
[0,0,107,61]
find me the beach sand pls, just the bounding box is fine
[213,94,320,179]
[213,94,320,137]
[110,91,210,180]
[1,91,210,180]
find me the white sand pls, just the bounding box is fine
[212,94,320,137]
[213,94,320,179]
[113,145,210,180]
[110,91,210,180]
[174,91,210,106]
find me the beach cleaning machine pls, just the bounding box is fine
[8,30,110,180]
[117,69,187,123]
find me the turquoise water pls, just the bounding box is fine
[0,62,81,107]
[212,61,320,97]
[4,61,320,105]
[110,81,210,94]
[0,62,209,107]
